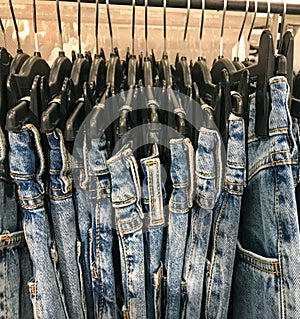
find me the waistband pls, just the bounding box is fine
[46,128,72,196]
[248,76,291,141]
[9,124,45,195]
[169,137,195,213]
[107,144,144,233]
[0,230,25,250]
[195,128,223,209]
[224,113,246,195]
[140,144,165,227]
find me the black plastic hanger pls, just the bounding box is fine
[7,0,30,111]
[191,0,216,104]
[48,0,72,99]
[232,0,249,70]
[0,18,12,125]
[6,0,50,132]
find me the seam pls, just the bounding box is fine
[238,256,280,275]
[223,185,243,195]
[19,194,42,200]
[20,202,44,209]
[117,214,141,225]
[249,159,293,179]
[224,179,244,187]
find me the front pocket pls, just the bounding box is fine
[229,241,281,319]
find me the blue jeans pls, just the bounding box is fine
[0,127,33,319]
[181,127,223,319]
[204,113,246,319]
[8,124,67,319]
[141,144,166,319]
[46,128,85,319]
[165,137,195,319]
[88,134,117,318]
[73,134,94,319]
[107,144,147,319]
[230,76,300,318]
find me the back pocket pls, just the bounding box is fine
[230,241,281,319]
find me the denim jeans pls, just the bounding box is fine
[165,137,195,319]
[88,134,117,319]
[8,124,67,319]
[46,128,85,319]
[180,127,222,319]
[107,144,146,319]
[204,113,246,319]
[230,76,300,318]
[73,134,94,319]
[0,127,33,319]
[140,144,166,319]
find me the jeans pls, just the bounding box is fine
[88,134,117,319]
[165,137,195,319]
[204,113,246,319]
[107,144,147,319]
[230,76,300,318]
[46,128,85,319]
[181,127,222,319]
[73,133,94,319]
[8,124,67,319]
[140,144,166,319]
[0,127,33,319]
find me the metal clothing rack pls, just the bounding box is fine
[56,0,300,15]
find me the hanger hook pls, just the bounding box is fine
[132,0,135,54]
[56,0,63,52]
[33,0,39,53]
[219,0,228,58]
[0,18,7,48]
[265,0,271,29]
[77,0,82,54]
[247,0,257,42]
[145,0,148,56]
[95,0,99,55]
[9,0,21,51]
[182,0,190,55]
[236,0,249,58]
[106,0,114,54]
[279,0,287,41]
[163,0,166,55]
[199,0,205,57]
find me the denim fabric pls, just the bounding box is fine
[73,134,94,319]
[230,76,300,318]
[107,145,146,319]
[181,128,222,319]
[140,144,166,319]
[204,113,246,319]
[46,128,85,319]
[165,137,195,319]
[88,134,117,319]
[0,127,33,319]
[8,124,67,319]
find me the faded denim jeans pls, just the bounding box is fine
[165,137,195,319]
[9,124,67,319]
[141,144,166,319]
[108,145,147,319]
[230,76,300,318]
[0,127,32,319]
[204,113,246,319]
[88,134,117,319]
[46,128,85,319]
[180,127,222,319]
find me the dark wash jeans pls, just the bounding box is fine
[0,127,33,319]
[9,124,67,319]
[108,144,147,319]
[230,76,300,318]
[46,128,85,319]
[181,127,222,319]
[204,113,246,319]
